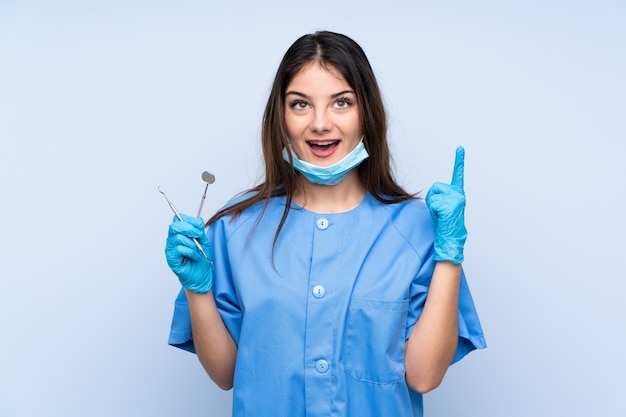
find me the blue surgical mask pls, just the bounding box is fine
[282,139,369,185]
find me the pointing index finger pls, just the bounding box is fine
[451,146,465,190]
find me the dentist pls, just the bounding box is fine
[165,31,485,417]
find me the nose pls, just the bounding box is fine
[310,108,331,134]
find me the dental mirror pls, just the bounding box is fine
[197,171,215,217]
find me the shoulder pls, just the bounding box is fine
[370,196,435,250]
[211,191,285,236]
[374,196,432,227]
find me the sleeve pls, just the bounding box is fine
[403,203,486,364]
[453,268,487,362]
[405,252,486,363]
[168,288,195,353]
[167,217,243,353]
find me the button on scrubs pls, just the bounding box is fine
[169,193,486,417]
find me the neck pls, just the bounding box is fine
[294,170,366,214]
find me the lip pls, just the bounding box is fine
[306,139,340,158]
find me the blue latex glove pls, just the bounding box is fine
[426,146,467,264]
[165,213,213,293]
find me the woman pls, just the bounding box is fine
[166,31,485,417]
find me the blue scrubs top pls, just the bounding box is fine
[169,192,486,417]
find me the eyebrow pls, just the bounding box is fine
[285,89,355,99]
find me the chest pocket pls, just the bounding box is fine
[344,297,409,384]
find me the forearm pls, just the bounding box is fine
[404,261,460,393]
[185,289,238,390]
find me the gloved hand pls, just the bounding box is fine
[426,146,467,265]
[165,213,213,293]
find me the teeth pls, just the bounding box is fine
[310,141,336,146]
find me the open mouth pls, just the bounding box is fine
[308,140,339,151]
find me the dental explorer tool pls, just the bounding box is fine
[158,186,209,260]
[197,171,216,218]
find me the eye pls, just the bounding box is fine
[334,97,352,109]
[289,100,310,110]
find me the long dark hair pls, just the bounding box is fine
[207,31,414,248]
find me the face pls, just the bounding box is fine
[284,62,361,167]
